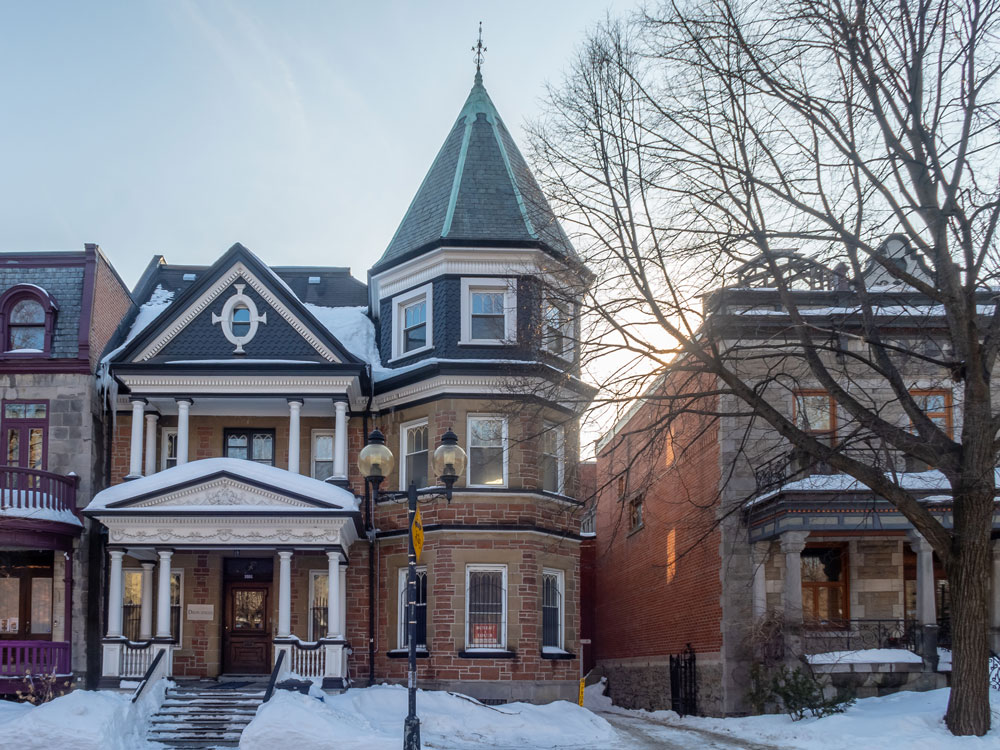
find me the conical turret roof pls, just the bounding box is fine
[373,73,577,273]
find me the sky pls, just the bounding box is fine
[0,0,633,288]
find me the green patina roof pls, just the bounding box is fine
[373,73,577,273]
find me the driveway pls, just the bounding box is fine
[596,711,788,750]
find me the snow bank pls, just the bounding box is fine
[806,648,923,665]
[0,680,170,750]
[239,685,619,750]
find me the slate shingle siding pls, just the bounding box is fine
[0,264,84,358]
[153,283,327,362]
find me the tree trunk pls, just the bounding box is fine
[944,482,994,735]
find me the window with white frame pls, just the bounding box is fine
[397,567,428,650]
[540,421,564,493]
[392,283,433,360]
[160,428,178,471]
[460,278,516,344]
[468,415,507,487]
[123,568,143,641]
[309,571,328,640]
[542,296,573,358]
[311,430,335,480]
[541,569,564,650]
[400,419,429,489]
[170,570,183,644]
[466,565,507,649]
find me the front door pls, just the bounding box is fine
[222,582,270,673]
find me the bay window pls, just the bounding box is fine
[392,283,433,360]
[466,565,506,649]
[468,415,507,487]
[540,422,564,493]
[460,278,516,345]
[397,567,428,650]
[400,419,429,489]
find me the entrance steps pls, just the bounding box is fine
[147,681,266,749]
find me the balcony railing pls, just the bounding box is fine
[754,450,836,495]
[0,641,71,679]
[0,466,79,518]
[802,619,918,654]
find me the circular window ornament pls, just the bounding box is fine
[211,284,267,354]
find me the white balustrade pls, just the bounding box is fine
[120,642,153,678]
[289,643,326,678]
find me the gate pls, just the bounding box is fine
[669,643,697,716]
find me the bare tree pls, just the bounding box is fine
[530,0,1000,735]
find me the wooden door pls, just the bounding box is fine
[222,582,271,673]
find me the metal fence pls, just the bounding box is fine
[670,643,697,717]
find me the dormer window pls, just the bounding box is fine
[460,278,516,345]
[391,283,433,361]
[0,285,57,356]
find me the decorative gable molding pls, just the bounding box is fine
[121,476,317,511]
[132,262,342,363]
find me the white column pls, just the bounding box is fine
[908,532,937,626]
[333,401,348,480]
[106,550,125,637]
[327,551,341,638]
[751,542,769,619]
[155,550,174,639]
[278,550,293,638]
[144,413,159,476]
[176,399,191,466]
[128,400,146,478]
[139,562,154,641]
[339,565,347,638]
[288,400,302,474]
[780,531,809,625]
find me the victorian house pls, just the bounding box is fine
[591,242,1000,716]
[0,246,133,695]
[87,70,593,703]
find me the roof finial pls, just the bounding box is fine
[472,21,486,83]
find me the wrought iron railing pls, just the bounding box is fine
[802,618,918,654]
[0,467,79,518]
[0,640,71,679]
[990,652,1000,692]
[754,450,837,495]
[130,648,164,704]
[263,649,286,703]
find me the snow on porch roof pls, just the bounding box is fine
[85,457,359,512]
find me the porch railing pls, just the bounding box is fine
[0,641,71,678]
[754,450,837,495]
[120,640,155,678]
[802,618,918,654]
[0,467,79,517]
[288,640,325,678]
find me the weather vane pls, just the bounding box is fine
[472,21,486,74]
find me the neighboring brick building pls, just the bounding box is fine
[84,70,594,703]
[0,245,132,694]
[592,246,1000,715]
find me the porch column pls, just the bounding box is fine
[288,399,303,474]
[780,531,809,625]
[277,550,292,638]
[751,542,769,619]
[333,401,348,480]
[990,540,1000,652]
[62,550,72,648]
[325,551,341,638]
[155,549,173,640]
[144,413,159,476]
[907,532,937,626]
[176,398,192,466]
[339,564,347,637]
[127,399,146,478]
[139,562,155,641]
[107,549,125,637]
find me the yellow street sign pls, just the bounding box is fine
[413,507,425,562]
[578,678,585,706]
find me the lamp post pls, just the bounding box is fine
[358,427,467,750]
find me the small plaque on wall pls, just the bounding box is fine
[187,604,214,621]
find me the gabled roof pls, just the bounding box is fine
[372,73,577,274]
[108,243,367,366]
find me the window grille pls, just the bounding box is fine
[467,569,505,648]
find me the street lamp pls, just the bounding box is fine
[359,427,467,750]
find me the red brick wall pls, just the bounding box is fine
[90,253,132,369]
[593,381,722,661]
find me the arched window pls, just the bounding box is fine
[0,285,58,356]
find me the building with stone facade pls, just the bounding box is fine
[591,244,1000,716]
[84,71,593,703]
[0,245,133,695]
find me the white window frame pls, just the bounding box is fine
[466,414,509,488]
[541,421,565,494]
[541,568,565,651]
[308,570,328,641]
[396,566,428,650]
[160,428,178,471]
[171,569,184,645]
[460,277,517,345]
[310,429,336,480]
[391,282,434,361]
[542,293,574,361]
[465,564,508,650]
[399,417,430,489]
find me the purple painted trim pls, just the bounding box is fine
[0,284,59,358]
[0,641,71,677]
[0,252,86,267]
[1,399,50,471]
[0,360,93,374]
[0,522,80,548]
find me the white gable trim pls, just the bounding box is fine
[131,262,342,363]
[100,515,357,548]
[118,476,320,511]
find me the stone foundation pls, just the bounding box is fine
[595,653,725,716]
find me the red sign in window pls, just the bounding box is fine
[473,623,499,644]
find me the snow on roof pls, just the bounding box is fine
[0,493,82,527]
[86,457,358,512]
[101,284,175,365]
[304,304,382,368]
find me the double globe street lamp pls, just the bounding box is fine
[358,427,467,750]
